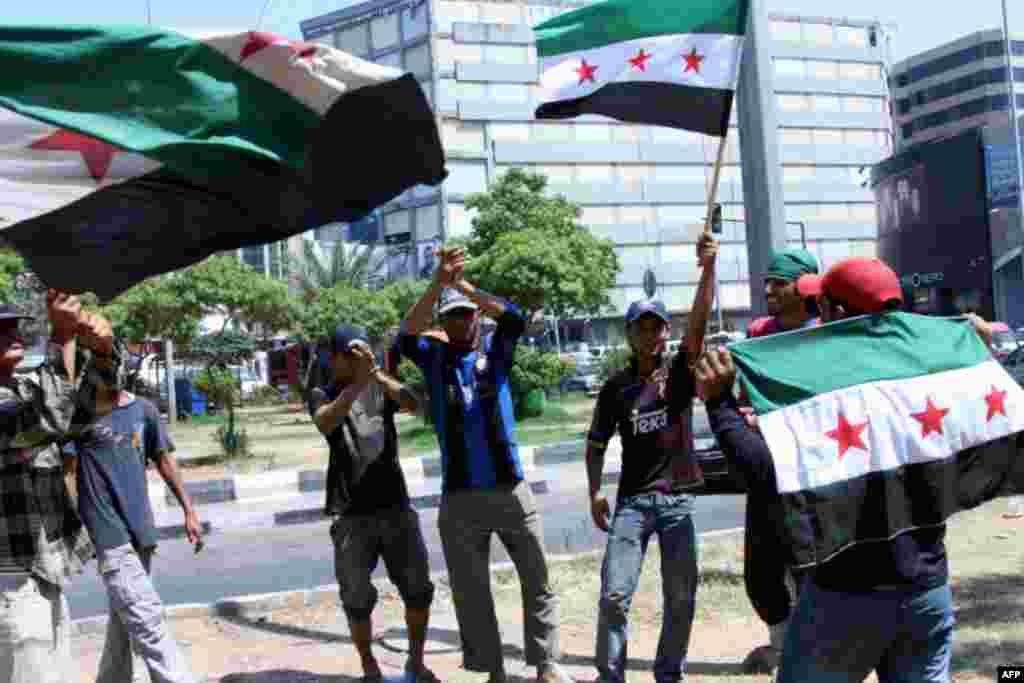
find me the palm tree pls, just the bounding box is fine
[291,236,387,303]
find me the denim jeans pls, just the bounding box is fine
[595,492,698,683]
[96,544,194,683]
[0,573,75,683]
[777,580,955,683]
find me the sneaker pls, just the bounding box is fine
[742,645,781,674]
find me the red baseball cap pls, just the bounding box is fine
[798,258,903,314]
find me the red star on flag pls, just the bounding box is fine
[628,49,652,72]
[575,58,599,85]
[240,31,319,63]
[826,412,869,458]
[683,47,705,74]
[911,397,949,438]
[985,385,1008,422]
[29,130,122,183]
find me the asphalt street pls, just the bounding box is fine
[66,483,746,619]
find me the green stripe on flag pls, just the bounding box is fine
[0,25,321,181]
[730,313,992,415]
[534,0,749,58]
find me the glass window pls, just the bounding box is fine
[376,51,401,69]
[531,123,573,143]
[576,165,614,183]
[433,38,453,68]
[844,96,884,113]
[436,1,480,33]
[803,23,835,47]
[485,44,528,64]
[783,166,815,183]
[836,25,869,48]
[787,204,821,222]
[657,206,705,224]
[525,4,557,27]
[812,129,844,145]
[404,43,432,78]
[385,209,411,237]
[442,120,485,154]
[850,204,878,222]
[402,2,430,40]
[616,246,655,271]
[839,62,881,80]
[618,166,651,191]
[416,204,441,239]
[479,3,522,24]
[371,13,400,50]
[446,161,488,195]
[575,124,612,143]
[456,81,487,99]
[844,129,877,146]
[447,203,477,238]
[653,165,707,183]
[537,165,575,184]
[437,78,457,101]
[451,42,483,64]
[337,24,370,57]
[619,205,655,224]
[582,207,617,225]
[781,128,813,145]
[778,94,811,111]
[807,60,839,80]
[770,20,802,43]
[850,241,878,258]
[819,241,853,269]
[814,166,852,183]
[774,58,806,78]
[489,122,531,142]
[612,125,647,143]
[814,95,842,112]
[818,204,852,221]
[489,83,529,102]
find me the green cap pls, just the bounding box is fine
[765,249,820,283]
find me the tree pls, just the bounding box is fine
[187,330,258,460]
[462,169,620,321]
[298,282,400,344]
[290,239,387,302]
[0,248,26,303]
[379,279,430,320]
[188,254,299,337]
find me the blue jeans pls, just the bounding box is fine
[777,580,954,683]
[595,492,698,683]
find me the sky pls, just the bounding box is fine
[2,0,1021,62]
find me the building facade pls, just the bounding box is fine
[891,29,1024,153]
[300,0,891,341]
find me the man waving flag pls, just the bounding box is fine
[0,26,446,300]
[533,0,750,135]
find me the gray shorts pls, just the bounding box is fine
[331,506,434,621]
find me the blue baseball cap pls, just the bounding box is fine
[625,299,670,325]
[324,324,370,355]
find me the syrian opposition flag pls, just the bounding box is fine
[533,0,749,135]
[0,25,446,301]
[730,312,1024,568]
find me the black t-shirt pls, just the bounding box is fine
[311,382,410,516]
[588,351,704,500]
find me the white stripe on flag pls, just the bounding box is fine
[759,360,1024,494]
[539,33,741,103]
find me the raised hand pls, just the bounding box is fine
[694,348,736,403]
[46,290,81,344]
[349,340,379,386]
[77,311,114,357]
[434,247,466,288]
[697,232,719,268]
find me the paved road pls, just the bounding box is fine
[67,481,746,619]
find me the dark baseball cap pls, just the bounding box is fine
[437,288,478,316]
[0,304,33,323]
[625,299,670,325]
[797,258,904,314]
[324,324,370,355]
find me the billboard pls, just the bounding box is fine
[872,129,992,295]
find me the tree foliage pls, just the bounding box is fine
[462,169,619,320]
[298,283,400,344]
[290,238,387,302]
[379,279,430,321]
[0,249,26,303]
[509,345,575,409]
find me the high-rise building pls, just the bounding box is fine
[891,30,1024,153]
[301,1,891,340]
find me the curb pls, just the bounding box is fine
[72,526,744,638]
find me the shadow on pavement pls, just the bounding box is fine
[219,613,353,646]
[220,672,361,682]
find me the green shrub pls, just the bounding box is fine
[250,384,285,406]
[510,346,573,416]
[193,367,239,406]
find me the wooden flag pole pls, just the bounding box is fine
[703,133,729,333]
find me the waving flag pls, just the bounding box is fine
[0,25,446,301]
[533,0,749,135]
[729,312,1024,567]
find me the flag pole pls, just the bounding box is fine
[703,132,729,334]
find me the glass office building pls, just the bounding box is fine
[891,29,1024,153]
[300,1,891,338]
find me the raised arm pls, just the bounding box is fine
[685,233,719,368]
[454,278,508,320]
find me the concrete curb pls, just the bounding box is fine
[72,526,744,638]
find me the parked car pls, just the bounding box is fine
[692,409,746,495]
[1001,346,1024,388]
[990,323,1020,362]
